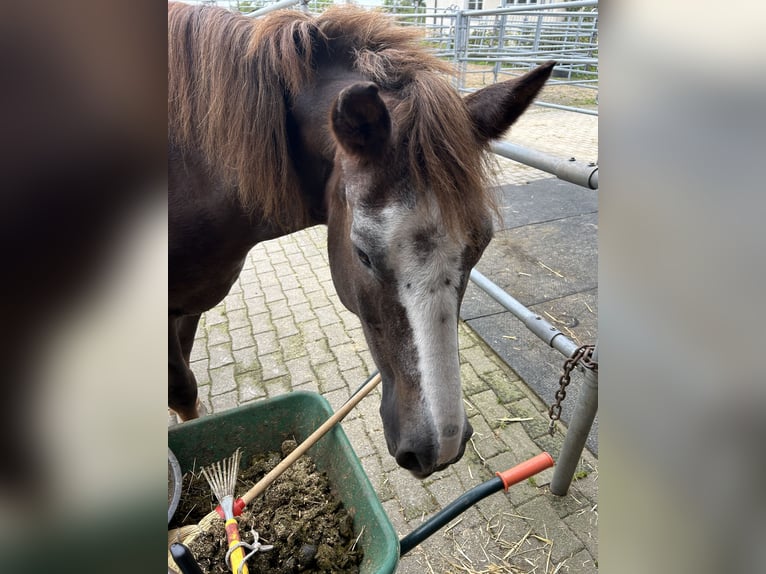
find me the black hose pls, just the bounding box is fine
[399,476,504,556]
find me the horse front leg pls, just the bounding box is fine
[169,315,203,421]
[178,313,201,363]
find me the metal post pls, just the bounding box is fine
[454,10,469,91]
[531,12,543,71]
[550,344,598,496]
[493,0,508,83]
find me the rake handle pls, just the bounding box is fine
[240,372,382,506]
[225,519,248,574]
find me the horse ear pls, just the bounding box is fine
[465,61,556,143]
[331,82,391,158]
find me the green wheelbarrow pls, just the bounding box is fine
[168,390,553,574]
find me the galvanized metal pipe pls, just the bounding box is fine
[468,269,578,359]
[245,0,303,18]
[550,345,598,495]
[463,0,598,17]
[468,270,598,495]
[490,140,598,190]
[534,101,598,117]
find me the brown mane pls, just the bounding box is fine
[168,3,495,233]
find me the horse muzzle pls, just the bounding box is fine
[390,416,473,479]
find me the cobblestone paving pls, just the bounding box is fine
[175,225,597,573]
[170,103,598,572]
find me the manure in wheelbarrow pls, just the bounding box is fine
[171,439,363,573]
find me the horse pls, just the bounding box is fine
[168,2,553,478]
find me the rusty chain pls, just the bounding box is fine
[548,344,597,435]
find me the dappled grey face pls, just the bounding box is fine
[344,184,492,477]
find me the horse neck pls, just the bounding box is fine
[288,67,370,225]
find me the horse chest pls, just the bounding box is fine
[169,193,259,315]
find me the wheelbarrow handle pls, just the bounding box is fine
[496,452,555,490]
[170,543,205,574]
[399,452,554,556]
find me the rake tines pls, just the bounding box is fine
[200,449,248,574]
[201,448,241,511]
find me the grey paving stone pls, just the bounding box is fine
[516,495,585,563]
[351,387,384,429]
[243,294,267,317]
[235,372,266,403]
[196,383,211,406]
[505,397,552,439]
[487,371,527,404]
[223,292,245,311]
[386,469,439,521]
[359,455,395,502]
[381,498,410,539]
[207,343,234,369]
[283,287,307,307]
[229,326,254,351]
[258,351,288,381]
[284,356,314,386]
[267,300,292,320]
[460,362,489,396]
[314,304,342,327]
[271,315,299,339]
[204,306,227,326]
[255,269,280,288]
[297,317,325,342]
[197,389,213,415]
[340,417,376,459]
[210,390,239,413]
[226,308,250,330]
[460,345,503,376]
[314,361,346,393]
[209,364,236,395]
[276,273,301,291]
[564,505,598,559]
[291,379,320,395]
[322,387,353,413]
[305,338,334,365]
[424,472,465,509]
[333,343,365,371]
[558,547,598,574]
[262,375,291,397]
[467,412,506,462]
[493,178,598,231]
[237,267,259,285]
[549,485,592,518]
[206,322,231,346]
[469,389,512,430]
[253,330,279,355]
[262,284,286,304]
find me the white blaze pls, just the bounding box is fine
[354,198,467,465]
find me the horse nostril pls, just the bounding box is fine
[395,449,437,478]
[395,451,422,472]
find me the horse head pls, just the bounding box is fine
[323,64,554,477]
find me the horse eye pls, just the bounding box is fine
[355,247,372,268]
